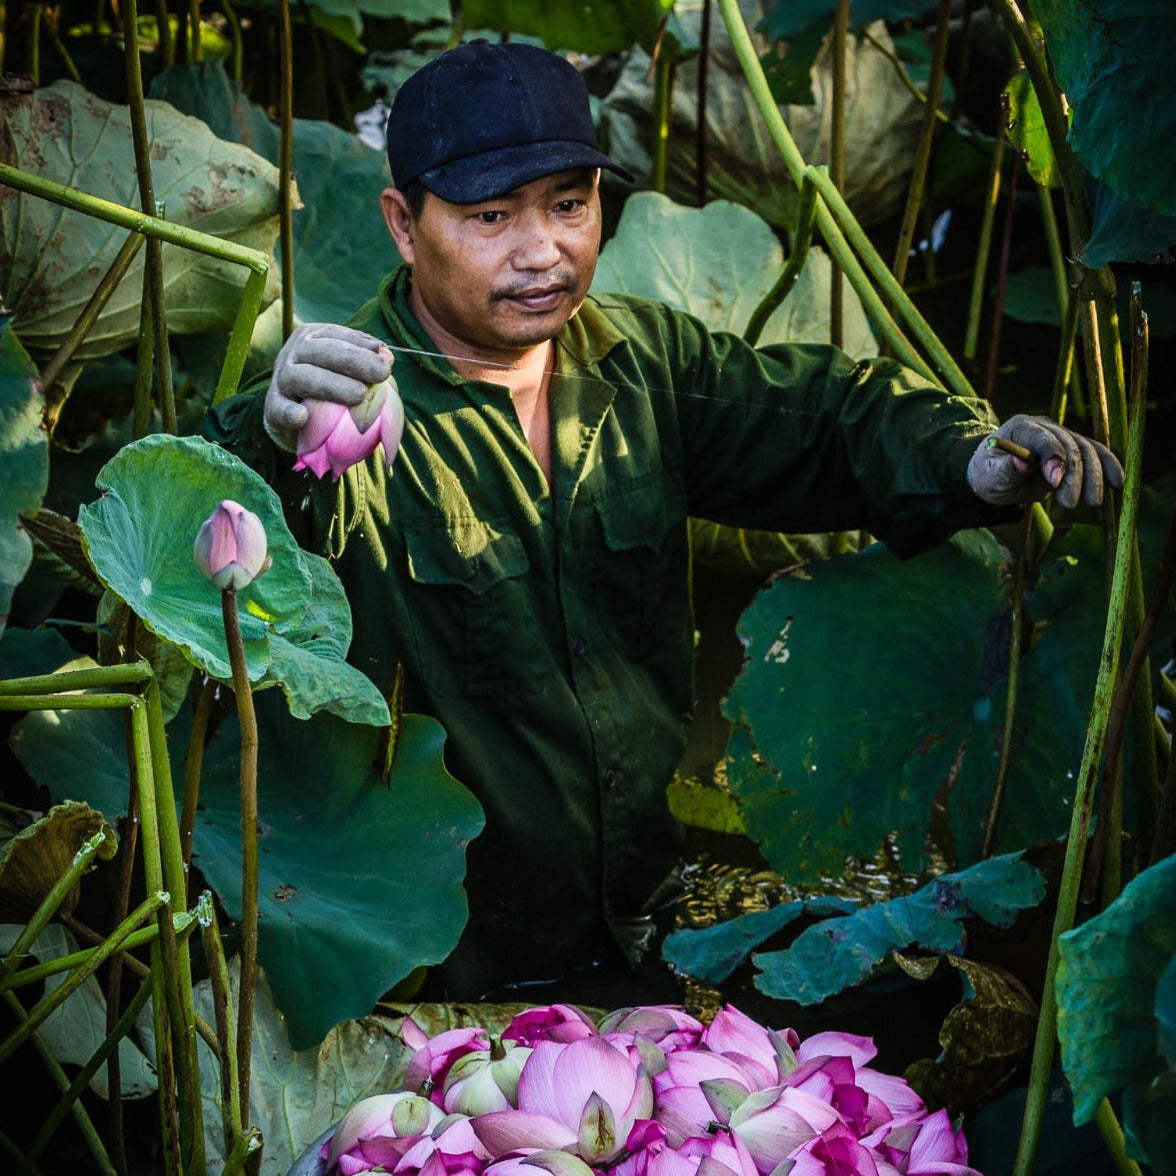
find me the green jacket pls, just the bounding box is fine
[205,264,1010,999]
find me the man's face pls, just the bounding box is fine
[382,169,602,357]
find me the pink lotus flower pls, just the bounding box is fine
[444,1039,533,1115]
[293,375,405,481]
[863,1110,979,1175]
[727,1085,842,1173]
[653,1048,756,1146]
[193,499,271,590]
[474,1036,654,1165]
[483,1150,599,1176]
[598,1006,705,1054]
[786,1124,882,1176]
[702,1006,799,1090]
[323,1091,445,1175]
[394,1112,490,1176]
[403,1024,491,1100]
[503,1004,598,1048]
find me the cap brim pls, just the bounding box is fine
[417,140,635,204]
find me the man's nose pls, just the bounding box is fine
[511,215,562,270]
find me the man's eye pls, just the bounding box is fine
[556,199,585,213]
[477,210,505,224]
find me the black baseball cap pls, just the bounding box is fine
[386,40,634,204]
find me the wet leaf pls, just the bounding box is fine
[666,774,746,836]
[0,800,116,921]
[0,80,282,361]
[1056,852,1176,1139]
[0,315,48,637]
[904,955,1037,1117]
[750,853,1044,1003]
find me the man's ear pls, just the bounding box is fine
[381,188,415,264]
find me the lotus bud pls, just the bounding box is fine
[294,375,405,481]
[193,499,271,590]
[442,1037,531,1115]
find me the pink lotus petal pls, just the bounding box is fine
[729,1085,843,1174]
[504,1005,598,1048]
[471,1109,577,1157]
[797,1033,877,1069]
[854,1069,925,1129]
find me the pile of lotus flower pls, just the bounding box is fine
[322,1003,980,1176]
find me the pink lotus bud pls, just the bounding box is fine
[294,375,406,481]
[193,499,271,590]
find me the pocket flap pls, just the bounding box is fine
[404,519,529,595]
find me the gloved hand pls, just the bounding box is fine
[967,414,1124,509]
[263,323,394,452]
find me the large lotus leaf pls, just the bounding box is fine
[10,685,483,1050]
[661,895,857,984]
[0,80,282,360]
[751,853,1044,1003]
[599,4,921,231]
[591,191,876,358]
[0,313,48,635]
[758,0,939,37]
[188,691,483,1048]
[722,528,1106,880]
[1035,0,1176,218]
[1056,852,1176,1137]
[77,434,312,683]
[0,924,158,1099]
[149,61,399,328]
[1082,176,1176,269]
[462,0,673,54]
[262,550,390,726]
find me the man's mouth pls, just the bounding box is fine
[497,283,568,312]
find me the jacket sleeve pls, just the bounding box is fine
[656,306,1020,558]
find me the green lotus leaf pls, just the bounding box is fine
[149,62,399,329]
[188,692,483,1049]
[262,550,390,726]
[751,853,1044,1003]
[1056,852,1176,1131]
[77,434,312,682]
[1035,0,1176,218]
[462,0,674,54]
[1,79,282,362]
[1003,70,1060,189]
[591,191,876,357]
[721,528,1111,879]
[0,315,49,636]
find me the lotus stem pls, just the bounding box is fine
[1049,292,1081,425]
[1011,285,1148,1176]
[0,693,141,711]
[179,675,217,888]
[890,0,952,292]
[16,974,155,1176]
[221,587,260,1112]
[201,902,244,1153]
[0,663,153,695]
[829,0,848,348]
[963,133,1004,365]
[695,0,712,205]
[0,830,112,993]
[981,509,1033,858]
[1094,1098,1144,1176]
[2,990,118,1176]
[744,171,817,346]
[651,42,674,194]
[278,0,295,339]
[221,0,243,83]
[0,891,166,1066]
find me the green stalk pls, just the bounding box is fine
[180,675,217,884]
[222,588,260,1111]
[0,663,153,695]
[5,911,198,989]
[126,699,184,1176]
[829,0,848,348]
[40,231,146,426]
[16,974,155,1176]
[0,693,141,711]
[983,155,1018,402]
[134,273,156,439]
[803,166,974,396]
[744,172,817,346]
[221,0,243,83]
[2,990,117,1176]
[1049,292,1081,424]
[1094,1098,1145,1176]
[695,0,712,206]
[144,677,205,1176]
[0,891,166,1066]
[202,902,243,1153]
[29,3,41,83]
[963,133,1004,364]
[1011,293,1148,1176]
[0,163,271,403]
[0,830,111,992]
[1037,184,1069,330]
[981,509,1033,858]
[890,0,952,291]
[278,0,295,339]
[651,50,674,194]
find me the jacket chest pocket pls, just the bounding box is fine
[403,519,541,698]
[592,476,688,659]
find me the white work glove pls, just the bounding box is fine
[966,414,1124,509]
[263,323,394,452]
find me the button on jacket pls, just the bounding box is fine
[205,264,1011,999]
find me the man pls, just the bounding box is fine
[205,40,1121,1002]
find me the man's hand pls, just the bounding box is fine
[967,414,1124,509]
[264,324,394,452]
